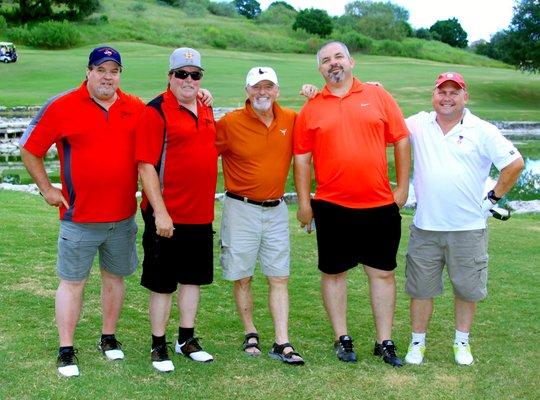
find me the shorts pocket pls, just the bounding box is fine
[59,225,83,243]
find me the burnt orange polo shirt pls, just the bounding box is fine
[293,78,409,209]
[216,100,295,201]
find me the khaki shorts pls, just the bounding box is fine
[219,196,290,281]
[405,225,489,302]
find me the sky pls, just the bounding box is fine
[257,0,516,43]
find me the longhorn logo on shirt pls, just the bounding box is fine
[280,129,287,135]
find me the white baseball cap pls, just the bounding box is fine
[245,67,279,87]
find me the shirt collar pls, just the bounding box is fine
[321,77,363,98]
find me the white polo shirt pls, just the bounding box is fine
[406,108,521,231]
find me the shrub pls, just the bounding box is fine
[258,3,297,26]
[334,31,373,53]
[372,39,405,57]
[128,2,147,13]
[6,26,30,44]
[25,20,81,49]
[0,15,7,33]
[85,14,109,25]
[293,8,333,38]
[208,2,238,17]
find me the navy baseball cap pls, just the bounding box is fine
[88,46,122,67]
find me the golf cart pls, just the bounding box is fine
[0,42,17,63]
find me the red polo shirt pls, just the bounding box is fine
[20,82,145,222]
[135,88,218,224]
[293,78,409,209]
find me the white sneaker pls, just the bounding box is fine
[453,342,474,365]
[98,336,125,360]
[405,342,426,365]
[151,344,175,373]
[57,348,80,377]
[176,338,213,362]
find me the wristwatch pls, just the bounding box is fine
[487,190,501,204]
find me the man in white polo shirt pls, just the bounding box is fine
[403,72,524,366]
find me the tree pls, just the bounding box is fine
[429,18,468,48]
[292,8,332,37]
[208,1,238,17]
[342,1,412,41]
[504,0,539,72]
[234,0,261,19]
[8,0,100,22]
[268,1,295,11]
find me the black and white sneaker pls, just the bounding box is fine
[334,335,357,363]
[374,340,403,367]
[57,348,79,377]
[98,335,124,360]
[151,343,174,372]
[176,337,213,362]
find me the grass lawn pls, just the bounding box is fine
[0,42,539,120]
[0,190,538,399]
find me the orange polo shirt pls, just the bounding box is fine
[216,100,295,201]
[293,78,409,209]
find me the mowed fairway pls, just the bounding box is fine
[0,190,539,399]
[1,42,540,120]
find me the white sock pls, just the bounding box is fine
[411,332,426,346]
[455,330,469,345]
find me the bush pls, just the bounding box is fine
[258,4,297,26]
[0,15,7,33]
[184,1,208,18]
[6,26,30,44]
[293,8,332,38]
[372,39,405,56]
[207,2,238,17]
[85,14,109,25]
[23,20,81,49]
[334,31,373,53]
[128,2,147,13]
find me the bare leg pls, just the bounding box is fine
[149,291,173,336]
[321,271,348,340]
[100,268,125,334]
[364,266,396,343]
[455,297,476,333]
[56,278,86,346]
[410,298,434,333]
[177,284,200,328]
[267,276,289,344]
[233,277,259,354]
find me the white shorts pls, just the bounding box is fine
[219,196,290,281]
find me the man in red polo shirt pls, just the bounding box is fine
[20,46,145,377]
[294,41,411,367]
[136,47,217,372]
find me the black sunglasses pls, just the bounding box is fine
[172,70,203,80]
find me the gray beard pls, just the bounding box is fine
[95,86,115,98]
[252,98,272,111]
[328,70,344,83]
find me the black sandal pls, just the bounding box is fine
[242,332,261,356]
[268,342,305,365]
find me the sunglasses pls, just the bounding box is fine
[172,70,203,80]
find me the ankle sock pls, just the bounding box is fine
[101,333,115,341]
[59,346,74,354]
[178,327,194,344]
[455,329,469,345]
[411,332,426,346]
[152,334,166,349]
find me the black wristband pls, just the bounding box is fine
[487,190,501,203]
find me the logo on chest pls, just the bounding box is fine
[279,128,287,135]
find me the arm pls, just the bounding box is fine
[20,147,68,209]
[293,152,314,232]
[492,157,525,198]
[392,136,411,208]
[138,162,174,238]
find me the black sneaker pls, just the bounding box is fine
[57,348,79,377]
[151,343,174,372]
[374,340,403,367]
[98,335,124,360]
[334,335,357,363]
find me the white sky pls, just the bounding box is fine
[257,0,516,43]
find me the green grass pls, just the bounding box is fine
[0,42,539,120]
[0,189,539,399]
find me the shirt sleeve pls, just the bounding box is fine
[215,114,228,155]
[19,98,62,157]
[381,89,409,144]
[292,106,313,155]
[480,123,522,171]
[135,106,166,166]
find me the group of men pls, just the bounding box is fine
[20,41,523,377]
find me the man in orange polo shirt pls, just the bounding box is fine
[294,41,411,367]
[216,67,304,365]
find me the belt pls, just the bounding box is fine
[225,191,283,207]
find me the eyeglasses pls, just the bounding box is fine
[172,70,203,80]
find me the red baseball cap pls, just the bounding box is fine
[435,72,466,90]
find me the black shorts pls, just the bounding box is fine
[311,199,402,273]
[140,210,214,293]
